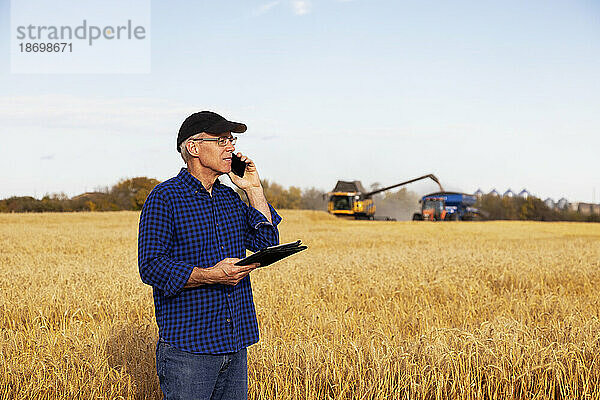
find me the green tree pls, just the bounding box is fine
[109,177,160,210]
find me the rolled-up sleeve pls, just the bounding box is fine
[241,200,282,252]
[138,191,195,297]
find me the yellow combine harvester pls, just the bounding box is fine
[327,174,444,220]
[327,180,374,219]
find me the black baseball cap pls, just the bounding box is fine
[177,111,247,152]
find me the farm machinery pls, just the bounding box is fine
[412,192,481,221]
[327,174,444,219]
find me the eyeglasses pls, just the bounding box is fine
[190,136,237,146]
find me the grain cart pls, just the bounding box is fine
[412,192,481,221]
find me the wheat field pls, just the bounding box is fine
[1,210,599,399]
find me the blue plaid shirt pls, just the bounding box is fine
[138,168,281,354]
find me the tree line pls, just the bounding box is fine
[0,177,597,222]
[0,177,161,213]
[475,194,600,223]
[0,177,328,213]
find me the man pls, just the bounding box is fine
[138,111,281,400]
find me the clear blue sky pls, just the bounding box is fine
[1,0,599,202]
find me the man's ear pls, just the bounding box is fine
[186,141,199,157]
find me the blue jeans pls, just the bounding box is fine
[156,338,248,400]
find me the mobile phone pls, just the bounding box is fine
[231,153,247,177]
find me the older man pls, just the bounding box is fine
[138,111,281,400]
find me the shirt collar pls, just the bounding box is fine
[177,168,222,195]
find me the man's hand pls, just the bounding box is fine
[212,258,260,286]
[228,153,262,191]
[227,153,273,223]
[185,258,260,288]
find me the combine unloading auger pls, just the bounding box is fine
[365,174,444,197]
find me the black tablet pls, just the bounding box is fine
[235,240,307,267]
